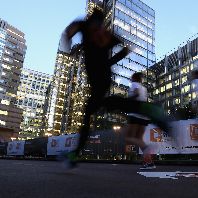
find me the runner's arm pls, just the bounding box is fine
[108,36,130,66]
[58,20,83,53]
[66,20,84,39]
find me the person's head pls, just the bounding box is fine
[87,8,104,27]
[191,69,198,80]
[131,72,143,83]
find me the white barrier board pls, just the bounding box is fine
[7,141,25,156]
[47,134,79,155]
[139,119,198,154]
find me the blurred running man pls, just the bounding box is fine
[59,9,169,168]
[123,72,156,169]
[59,9,129,167]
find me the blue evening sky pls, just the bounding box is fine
[0,0,198,74]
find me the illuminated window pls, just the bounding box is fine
[166,83,172,90]
[181,66,189,75]
[181,85,190,93]
[3,56,13,63]
[2,64,11,70]
[0,110,8,115]
[192,92,197,99]
[0,120,6,125]
[175,98,180,104]
[1,100,10,105]
[190,64,194,70]
[181,76,187,84]
[174,79,180,86]
[5,49,13,55]
[155,89,159,94]
[160,86,165,92]
[193,55,198,61]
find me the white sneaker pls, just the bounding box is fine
[140,163,156,170]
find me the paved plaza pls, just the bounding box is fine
[0,159,197,198]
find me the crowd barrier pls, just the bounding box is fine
[0,119,198,158]
[140,119,198,154]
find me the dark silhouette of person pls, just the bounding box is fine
[64,9,129,156]
[61,9,168,166]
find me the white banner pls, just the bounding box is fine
[139,119,198,154]
[7,141,25,156]
[47,134,79,156]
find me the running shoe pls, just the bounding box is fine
[58,151,78,169]
[140,163,156,170]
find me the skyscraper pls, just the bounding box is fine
[0,19,26,141]
[86,0,103,15]
[90,0,156,129]
[16,68,52,139]
[45,0,156,134]
[103,0,155,90]
[44,45,87,135]
[149,36,198,115]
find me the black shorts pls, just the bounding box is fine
[127,116,150,126]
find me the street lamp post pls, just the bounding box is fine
[113,126,121,159]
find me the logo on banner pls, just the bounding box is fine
[8,143,13,151]
[190,124,198,140]
[51,139,58,147]
[65,137,72,147]
[16,143,21,150]
[125,145,135,153]
[150,128,163,142]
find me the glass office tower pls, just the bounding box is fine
[93,0,156,129]
[16,68,52,139]
[149,36,198,115]
[45,0,156,134]
[104,0,155,88]
[0,19,26,141]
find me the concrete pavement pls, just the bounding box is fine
[0,159,197,198]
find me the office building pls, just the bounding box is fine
[46,0,156,134]
[0,19,26,141]
[16,68,52,139]
[44,45,88,135]
[149,36,198,114]
[90,0,156,128]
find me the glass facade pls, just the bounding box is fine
[0,19,26,140]
[16,68,52,139]
[46,0,156,134]
[92,0,155,129]
[110,0,155,88]
[45,47,88,135]
[86,0,103,15]
[150,37,198,114]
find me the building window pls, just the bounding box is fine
[166,83,172,90]
[0,110,8,115]
[175,98,180,104]
[181,85,190,93]
[160,86,165,92]
[181,76,187,84]
[1,99,10,105]
[192,92,197,99]
[0,120,6,125]
[174,79,180,86]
